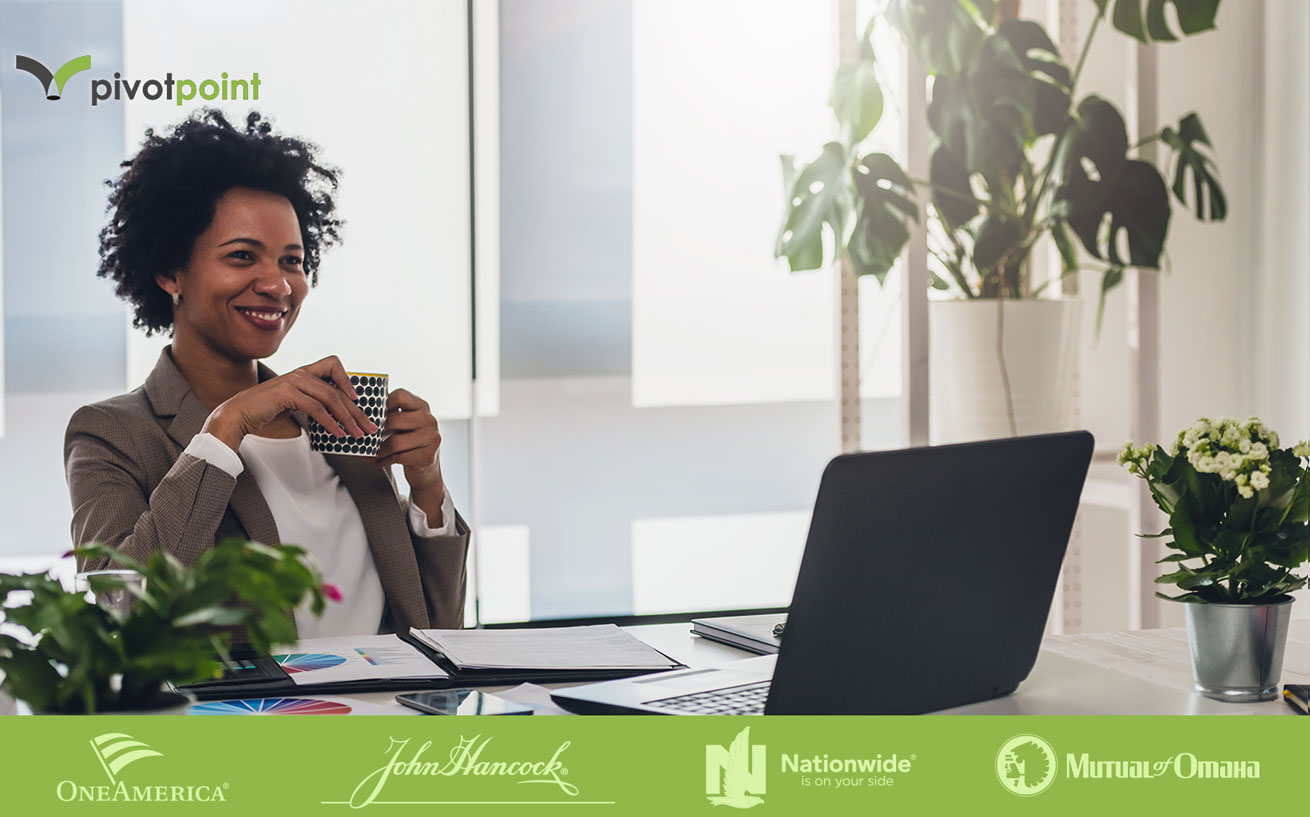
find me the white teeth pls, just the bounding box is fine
[239,308,284,321]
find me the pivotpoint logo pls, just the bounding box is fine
[15,54,90,100]
[705,727,766,809]
[995,734,1056,796]
[55,732,228,803]
[13,54,261,107]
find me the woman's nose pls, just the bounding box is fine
[251,266,293,298]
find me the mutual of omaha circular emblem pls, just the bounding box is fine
[995,734,1056,796]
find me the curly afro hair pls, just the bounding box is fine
[97,108,344,336]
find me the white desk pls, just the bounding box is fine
[324,620,1310,716]
[3,621,1305,715]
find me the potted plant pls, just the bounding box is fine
[0,539,333,714]
[1119,418,1310,702]
[776,0,1228,442]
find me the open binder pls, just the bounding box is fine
[177,626,685,701]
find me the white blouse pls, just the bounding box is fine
[183,429,455,638]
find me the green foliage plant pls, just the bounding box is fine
[1120,419,1310,603]
[776,0,1227,332]
[0,539,330,713]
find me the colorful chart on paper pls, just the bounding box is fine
[272,653,348,674]
[188,697,353,715]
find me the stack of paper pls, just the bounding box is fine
[276,634,449,686]
[409,624,682,672]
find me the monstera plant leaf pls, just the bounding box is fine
[1160,112,1226,221]
[886,0,990,76]
[776,142,855,272]
[1093,0,1221,43]
[997,19,1072,135]
[1052,95,1171,269]
[929,144,979,228]
[830,60,884,147]
[848,152,918,283]
[928,33,1037,180]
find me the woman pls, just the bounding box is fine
[64,109,468,639]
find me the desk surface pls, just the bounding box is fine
[3,620,1306,716]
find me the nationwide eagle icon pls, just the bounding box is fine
[706,727,765,809]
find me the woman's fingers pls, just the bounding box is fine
[293,375,373,437]
[287,389,348,438]
[385,388,428,413]
[306,355,358,401]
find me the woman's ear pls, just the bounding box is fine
[155,272,182,304]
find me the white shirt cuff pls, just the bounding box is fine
[184,432,245,478]
[408,487,457,537]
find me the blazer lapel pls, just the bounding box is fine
[143,346,281,546]
[323,453,429,631]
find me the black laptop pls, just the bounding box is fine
[551,431,1094,715]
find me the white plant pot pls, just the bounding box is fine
[929,298,1081,445]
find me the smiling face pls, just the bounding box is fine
[158,187,308,363]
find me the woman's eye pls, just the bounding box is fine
[282,256,304,267]
[227,249,255,261]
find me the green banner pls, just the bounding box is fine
[0,716,1301,815]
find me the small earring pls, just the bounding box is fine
[171,291,183,307]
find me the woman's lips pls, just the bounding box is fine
[235,306,286,330]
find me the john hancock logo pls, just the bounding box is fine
[55,732,227,803]
[996,734,1056,797]
[705,727,766,809]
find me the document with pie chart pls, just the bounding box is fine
[272,634,448,686]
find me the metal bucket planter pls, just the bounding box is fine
[1182,596,1294,702]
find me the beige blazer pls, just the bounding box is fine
[63,347,469,638]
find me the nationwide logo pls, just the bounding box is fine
[14,54,90,100]
[56,733,228,803]
[705,727,766,809]
[996,734,1056,797]
[13,54,260,107]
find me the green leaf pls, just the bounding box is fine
[830,59,885,146]
[1052,96,1173,269]
[928,33,1037,179]
[972,212,1024,271]
[1095,265,1124,337]
[1160,113,1226,220]
[997,20,1072,135]
[1094,0,1221,44]
[776,142,855,272]
[887,0,988,76]
[848,152,919,284]
[929,144,979,228]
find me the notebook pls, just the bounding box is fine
[690,614,785,654]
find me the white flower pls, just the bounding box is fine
[1249,471,1270,491]
[1237,484,1254,499]
[1293,441,1310,458]
[1238,438,1251,454]
[1249,442,1268,460]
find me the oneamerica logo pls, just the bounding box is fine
[56,733,228,803]
[15,54,260,106]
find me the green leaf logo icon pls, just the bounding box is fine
[15,54,91,100]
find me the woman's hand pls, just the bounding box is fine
[375,389,446,524]
[201,355,379,452]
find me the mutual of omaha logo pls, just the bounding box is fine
[996,734,1056,796]
[705,727,766,809]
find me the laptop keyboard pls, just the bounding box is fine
[646,681,770,715]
